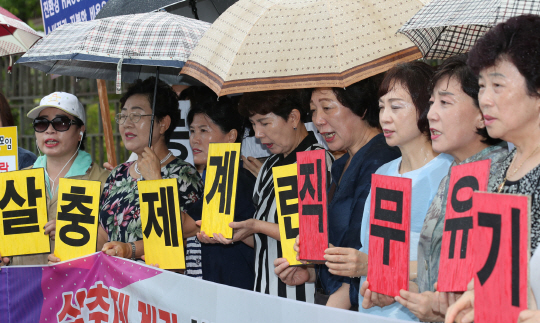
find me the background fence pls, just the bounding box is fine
[0,55,131,166]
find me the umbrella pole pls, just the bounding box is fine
[97,79,118,167]
[148,66,160,147]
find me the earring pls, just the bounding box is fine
[294,127,297,130]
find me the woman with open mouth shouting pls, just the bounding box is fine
[274,76,401,310]
[3,91,109,267]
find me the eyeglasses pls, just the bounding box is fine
[33,116,79,133]
[115,112,153,125]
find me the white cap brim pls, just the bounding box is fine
[27,105,85,124]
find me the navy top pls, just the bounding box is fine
[317,133,400,306]
[18,147,37,170]
[188,166,257,290]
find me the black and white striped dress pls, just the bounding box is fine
[253,132,333,301]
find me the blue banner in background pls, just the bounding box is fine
[40,0,109,34]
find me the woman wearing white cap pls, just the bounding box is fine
[0,91,109,267]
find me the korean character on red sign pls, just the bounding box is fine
[367,174,411,297]
[297,149,329,262]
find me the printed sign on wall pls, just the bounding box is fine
[40,0,109,34]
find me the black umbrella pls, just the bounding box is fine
[96,0,238,23]
[96,0,185,19]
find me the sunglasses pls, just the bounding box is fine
[33,116,79,133]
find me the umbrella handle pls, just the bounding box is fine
[148,66,160,148]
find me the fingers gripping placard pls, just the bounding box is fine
[138,179,185,270]
[0,168,49,256]
[54,178,101,261]
[272,164,302,266]
[367,174,411,297]
[438,159,491,292]
[201,143,241,239]
[297,150,329,262]
[472,192,529,323]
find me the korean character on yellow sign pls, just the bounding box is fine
[0,126,18,172]
[0,168,49,256]
[138,178,185,269]
[54,178,101,261]
[272,163,302,266]
[200,143,241,239]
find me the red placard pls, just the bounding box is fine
[472,192,529,323]
[438,159,491,292]
[367,174,412,297]
[297,150,328,262]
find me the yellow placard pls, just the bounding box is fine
[54,178,101,261]
[200,143,241,239]
[138,178,185,269]
[0,126,18,172]
[272,164,302,266]
[0,168,49,256]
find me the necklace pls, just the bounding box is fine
[498,145,540,193]
[134,151,173,176]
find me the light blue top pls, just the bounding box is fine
[358,153,453,320]
[33,150,93,199]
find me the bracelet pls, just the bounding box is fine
[129,242,136,260]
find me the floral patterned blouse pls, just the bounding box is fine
[99,158,203,243]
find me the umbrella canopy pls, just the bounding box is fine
[0,6,42,70]
[167,0,239,23]
[95,0,186,19]
[181,0,424,96]
[17,11,210,90]
[398,0,540,60]
[97,0,239,24]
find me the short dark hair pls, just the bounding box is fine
[120,77,179,144]
[468,14,540,98]
[326,75,383,129]
[432,54,501,145]
[378,62,434,137]
[238,89,308,122]
[185,87,245,143]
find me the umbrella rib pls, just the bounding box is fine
[208,0,222,16]
[322,1,344,88]
[424,26,447,59]
[0,24,27,50]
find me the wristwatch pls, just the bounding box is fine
[129,242,136,260]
